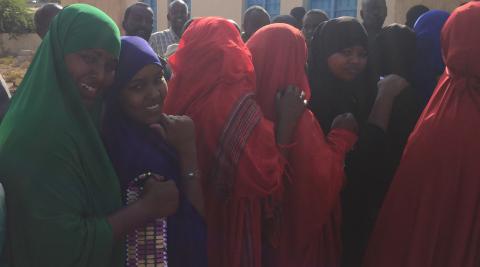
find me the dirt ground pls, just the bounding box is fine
[0,56,30,95]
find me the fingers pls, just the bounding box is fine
[296,87,309,106]
[286,85,296,93]
[153,113,177,138]
[300,90,306,99]
[284,85,300,96]
[276,86,308,111]
[160,114,191,124]
[158,113,172,126]
[276,90,283,103]
[333,112,356,123]
[334,114,345,120]
[331,112,358,133]
[282,86,305,99]
[344,112,355,119]
[150,173,167,182]
[143,175,169,192]
[383,74,409,85]
[150,123,167,139]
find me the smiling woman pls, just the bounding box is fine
[102,36,207,267]
[118,63,167,124]
[0,4,174,266]
[308,17,373,133]
[64,48,118,107]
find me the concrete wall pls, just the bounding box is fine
[157,0,169,31]
[62,0,137,34]
[280,0,304,15]
[191,0,304,28]
[0,34,41,56]
[0,0,461,56]
[386,0,463,25]
[191,0,242,26]
[60,0,465,37]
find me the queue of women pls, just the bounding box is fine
[0,1,478,267]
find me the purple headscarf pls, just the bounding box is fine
[102,36,207,267]
[412,10,450,107]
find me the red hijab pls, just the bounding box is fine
[364,3,480,267]
[164,17,285,267]
[247,24,357,267]
[247,23,310,121]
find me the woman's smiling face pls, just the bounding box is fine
[64,48,118,108]
[119,64,167,125]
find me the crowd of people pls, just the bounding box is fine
[0,0,477,266]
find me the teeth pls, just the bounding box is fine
[146,104,159,110]
[81,83,97,92]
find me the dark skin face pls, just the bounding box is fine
[64,48,117,108]
[120,64,167,125]
[302,13,328,47]
[327,45,368,81]
[123,5,154,41]
[168,2,188,37]
[35,5,62,39]
[361,0,387,33]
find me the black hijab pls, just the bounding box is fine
[272,14,301,29]
[308,17,376,133]
[375,23,416,82]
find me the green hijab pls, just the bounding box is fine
[0,4,123,266]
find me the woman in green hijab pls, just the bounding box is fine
[0,4,179,266]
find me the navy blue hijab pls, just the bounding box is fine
[102,36,207,267]
[412,10,450,107]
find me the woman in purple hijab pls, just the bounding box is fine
[412,10,450,107]
[102,36,207,267]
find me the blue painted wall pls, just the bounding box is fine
[245,0,281,18]
[309,0,357,18]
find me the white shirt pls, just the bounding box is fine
[149,28,180,57]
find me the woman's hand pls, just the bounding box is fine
[150,117,204,217]
[275,85,307,145]
[377,74,409,99]
[150,114,196,156]
[368,74,409,131]
[331,113,358,133]
[141,174,179,218]
[107,173,179,241]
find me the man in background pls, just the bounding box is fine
[123,2,173,79]
[405,4,429,28]
[242,5,270,42]
[34,3,63,39]
[272,15,301,29]
[360,0,387,44]
[150,0,188,57]
[290,6,306,29]
[360,0,388,77]
[302,9,329,48]
[122,2,154,41]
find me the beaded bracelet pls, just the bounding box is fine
[126,171,168,267]
[132,172,153,188]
